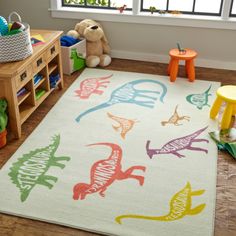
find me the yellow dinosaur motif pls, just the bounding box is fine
[107,112,138,139]
[115,182,205,224]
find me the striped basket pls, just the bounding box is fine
[0,12,33,63]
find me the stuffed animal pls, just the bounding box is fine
[68,19,111,68]
[67,29,80,39]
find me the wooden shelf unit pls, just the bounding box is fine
[17,90,31,105]
[0,30,64,138]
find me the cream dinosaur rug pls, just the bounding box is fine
[0,68,220,236]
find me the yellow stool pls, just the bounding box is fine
[210,85,236,130]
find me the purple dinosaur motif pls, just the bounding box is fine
[146,126,209,158]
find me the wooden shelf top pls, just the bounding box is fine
[0,30,63,78]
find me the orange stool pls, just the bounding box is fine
[168,48,197,82]
[210,85,236,130]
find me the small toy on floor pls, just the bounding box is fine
[209,128,236,159]
[0,98,8,148]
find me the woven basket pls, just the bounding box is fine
[0,12,33,63]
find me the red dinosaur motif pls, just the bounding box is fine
[146,126,209,159]
[74,74,113,99]
[73,143,146,200]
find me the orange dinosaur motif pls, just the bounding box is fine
[161,105,190,126]
[107,112,138,139]
[74,74,113,99]
[73,143,145,200]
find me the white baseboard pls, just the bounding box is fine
[111,49,236,71]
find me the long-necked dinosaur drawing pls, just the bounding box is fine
[73,143,146,200]
[107,112,138,139]
[186,85,212,110]
[75,79,167,123]
[74,74,113,99]
[8,135,70,202]
[146,126,209,158]
[115,182,206,224]
[161,105,190,126]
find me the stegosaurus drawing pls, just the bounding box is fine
[8,135,70,202]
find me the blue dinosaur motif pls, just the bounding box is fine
[76,79,167,123]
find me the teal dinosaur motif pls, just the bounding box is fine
[8,135,70,202]
[186,85,212,110]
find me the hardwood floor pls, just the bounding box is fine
[0,58,236,236]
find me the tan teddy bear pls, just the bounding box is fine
[68,19,111,68]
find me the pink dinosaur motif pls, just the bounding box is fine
[74,74,113,99]
[73,143,146,200]
[146,126,209,159]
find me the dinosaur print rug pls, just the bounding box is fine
[0,69,220,236]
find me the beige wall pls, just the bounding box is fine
[1,0,236,69]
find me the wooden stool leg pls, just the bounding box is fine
[187,59,195,82]
[221,103,233,130]
[170,59,179,82]
[210,96,223,119]
[167,58,173,75]
[233,105,236,115]
[185,60,190,77]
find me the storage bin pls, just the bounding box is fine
[61,38,86,75]
[0,12,33,63]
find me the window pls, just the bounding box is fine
[51,0,236,30]
[60,0,236,18]
[141,0,224,16]
[230,0,236,16]
[62,0,132,10]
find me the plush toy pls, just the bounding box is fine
[67,29,80,39]
[69,19,111,68]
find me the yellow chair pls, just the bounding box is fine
[210,85,236,130]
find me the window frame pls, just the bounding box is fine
[230,0,236,16]
[50,0,236,30]
[62,0,132,11]
[140,0,224,16]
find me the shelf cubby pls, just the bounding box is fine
[17,90,31,105]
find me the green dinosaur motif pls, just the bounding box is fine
[8,135,70,202]
[186,85,212,110]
